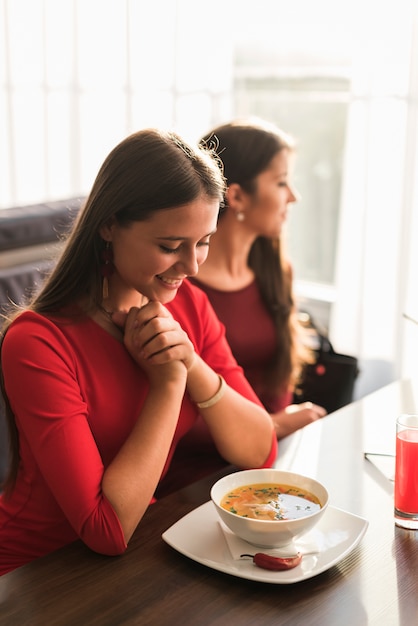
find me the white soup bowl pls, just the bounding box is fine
[210,468,329,548]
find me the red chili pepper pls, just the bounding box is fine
[240,551,302,571]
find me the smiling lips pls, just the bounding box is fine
[157,275,184,289]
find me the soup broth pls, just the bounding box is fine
[221,482,321,521]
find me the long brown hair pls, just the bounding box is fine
[200,118,311,396]
[0,128,225,494]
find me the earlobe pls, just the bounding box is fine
[226,183,245,209]
[99,219,115,241]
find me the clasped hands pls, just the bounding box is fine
[110,302,195,382]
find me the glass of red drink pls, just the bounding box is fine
[394,414,418,529]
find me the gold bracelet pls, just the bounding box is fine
[195,375,226,409]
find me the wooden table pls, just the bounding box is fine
[1,379,418,625]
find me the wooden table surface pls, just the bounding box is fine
[1,379,418,626]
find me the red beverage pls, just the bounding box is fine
[395,428,418,514]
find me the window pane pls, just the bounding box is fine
[234,76,349,285]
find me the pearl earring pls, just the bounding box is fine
[236,212,245,222]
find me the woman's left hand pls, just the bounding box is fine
[272,402,327,439]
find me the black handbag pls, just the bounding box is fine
[293,314,360,414]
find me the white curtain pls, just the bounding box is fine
[330,0,418,394]
[0,0,233,208]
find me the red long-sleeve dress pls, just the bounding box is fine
[156,279,289,500]
[0,280,277,575]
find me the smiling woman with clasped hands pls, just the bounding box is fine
[0,129,276,575]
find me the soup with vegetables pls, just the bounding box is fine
[220,482,321,521]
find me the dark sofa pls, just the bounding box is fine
[0,197,83,484]
[0,198,83,314]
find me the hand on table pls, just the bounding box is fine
[272,402,327,439]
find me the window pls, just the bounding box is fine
[234,73,349,287]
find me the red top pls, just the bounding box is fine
[0,280,277,575]
[188,278,292,413]
[156,279,290,500]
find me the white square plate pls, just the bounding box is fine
[162,501,368,584]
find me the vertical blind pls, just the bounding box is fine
[329,0,418,390]
[0,0,233,207]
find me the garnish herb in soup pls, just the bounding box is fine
[221,483,321,520]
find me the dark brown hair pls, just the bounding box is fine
[200,118,311,396]
[0,128,226,493]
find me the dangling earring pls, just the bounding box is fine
[100,241,114,300]
[236,211,245,222]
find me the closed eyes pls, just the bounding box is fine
[159,240,210,254]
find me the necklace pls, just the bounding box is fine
[95,306,124,343]
[98,304,114,322]
[98,294,146,322]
